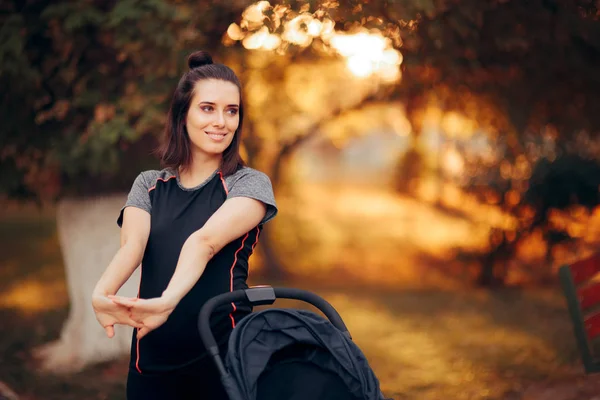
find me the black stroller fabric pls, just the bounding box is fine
[224,308,386,400]
[255,342,361,400]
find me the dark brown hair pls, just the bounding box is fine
[157,50,245,176]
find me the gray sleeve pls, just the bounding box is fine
[117,172,152,227]
[227,169,278,224]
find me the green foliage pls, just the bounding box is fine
[0,14,39,80]
[41,3,106,31]
[56,115,137,176]
[0,0,246,199]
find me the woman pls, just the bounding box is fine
[92,50,277,399]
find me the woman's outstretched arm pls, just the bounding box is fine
[92,207,150,337]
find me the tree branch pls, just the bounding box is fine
[271,91,384,185]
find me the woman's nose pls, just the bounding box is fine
[213,112,225,127]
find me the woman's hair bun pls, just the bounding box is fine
[188,51,213,69]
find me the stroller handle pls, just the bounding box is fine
[198,286,351,358]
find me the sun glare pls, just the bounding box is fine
[226,1,404,81]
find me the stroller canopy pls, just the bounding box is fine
[224,308,386,400]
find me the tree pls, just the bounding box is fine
[463,0,600,285]
[378,0,600,285]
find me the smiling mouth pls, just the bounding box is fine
[205,131,228,141]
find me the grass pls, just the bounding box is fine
[0,210,591,400]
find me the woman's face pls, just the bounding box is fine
[186,79,240,157]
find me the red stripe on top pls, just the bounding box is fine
[251,226,261,253]
[148,175,176,192]
[222,174,262,329]
[218,171,229,195]
[229,232,249,328]
[135,266,143,373]
[135,336,142,373]
[229,228,261,328]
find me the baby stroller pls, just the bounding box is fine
[198,286,390,400]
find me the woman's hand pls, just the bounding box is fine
[109,295,176,340]
[92,294,142,338]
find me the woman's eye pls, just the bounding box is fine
[201,106,213,112]
[227,109,238,115]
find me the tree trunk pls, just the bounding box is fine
[395,90,428,195]
[477,253,501,287]
[33,194,140,374]
[477,233,513,287]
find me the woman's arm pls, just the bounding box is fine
[111,196,266,339]
[163,196,266,305]
[93,207,151,297]
[92,207,150,337]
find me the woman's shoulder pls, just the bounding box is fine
[224,166,272,186]
[223,167,277,221]
[136,168,177,187]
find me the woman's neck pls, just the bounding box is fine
[178,153,221,188]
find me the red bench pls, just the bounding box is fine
[559,254,600,373]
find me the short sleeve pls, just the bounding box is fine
[117,172,152,227]
[226,169,278,224]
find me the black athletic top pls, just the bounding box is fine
[117,166,277,374]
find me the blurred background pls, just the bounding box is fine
[2,0,600,399]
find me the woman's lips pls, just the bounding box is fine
[205,131,227,142]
